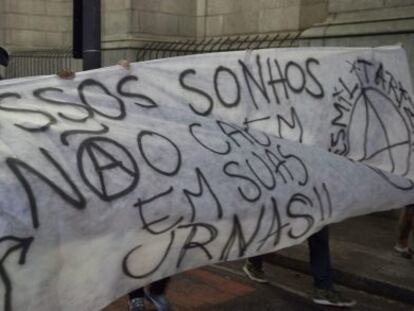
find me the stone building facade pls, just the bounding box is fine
[0,0,413,76]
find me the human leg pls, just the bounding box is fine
[148,278,170,295]
[146,278,171,311]
[128,288,145,311]
[308,227,355,308]
[395,206,414,258]
[242,255,268,283]
[308,226,333,290]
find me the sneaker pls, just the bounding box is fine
[312,288,356,308]
[394,245,413,259]
[128,297,145,311]
[145,292,170,311]
[242,262,269,283]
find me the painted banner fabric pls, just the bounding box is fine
[0,47,413,311]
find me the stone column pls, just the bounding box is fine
[101,0,198,65]
[299,0,328,30]
[203,0,328,37]
[1,0,72,51]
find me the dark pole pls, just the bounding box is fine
[0,47,9,67]
[73,0,83,59]
[82,0,101,70]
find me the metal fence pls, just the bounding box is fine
[137,32,302,61]
[4,32,302,78]
[5,48,82,79]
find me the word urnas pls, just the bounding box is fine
[122,188,331,280]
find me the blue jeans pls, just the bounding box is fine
[129,278,170,299]
[308,226,333,290]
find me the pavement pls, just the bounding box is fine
[266,211,414,305]
[103,211,414,311]
[103,265,309,311]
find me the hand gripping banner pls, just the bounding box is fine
[0,46,413,310]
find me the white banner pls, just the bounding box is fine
[0,46,413,311]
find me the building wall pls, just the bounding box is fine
[0,0,329,51]
[202,0,328,37]
[102,0,199,50]
[0,0,413,76]
[301,0,414,75]
[101,0,199,65]
[0,0,4,47]
[130,0,198,38]
[329,0,414,15]
[0,0,72,50]
[102,0,132,41]
[0,3,4,78]
[1,0,412,49]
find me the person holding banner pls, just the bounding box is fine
[394,205,414,259]
[243,227,356,308]
[0,47,9,79]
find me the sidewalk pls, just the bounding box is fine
[103,212,414,311]
[103,266,312,311]
[103,263,412,311]
[266,212,414,305]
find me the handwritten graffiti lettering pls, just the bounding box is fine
[256,197,288,251]
[60,123,109,146]
[214,66,241,108]
[125,181,334,277]
[176,223,218,268]
[183,167,223,221]
[330,58,414,189]
[0,92,57,132]
[239,55,270,109]
[77,137,139,201]
[6,148,86,228]
[180,56,324,116]
[117,75,158,109]
[286,193,314,239]
[246,152,276,190]
[135,187,183,235]
[0,47,414,311]
[189,122,231,155]
[223,160,262,202]
[78,79,126,120]
[137,131,182,177]
[33,87,92,122]
[220,205,266,261]
[277,107,304,143]
[0,236,33,311]
[122,231,175,279]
